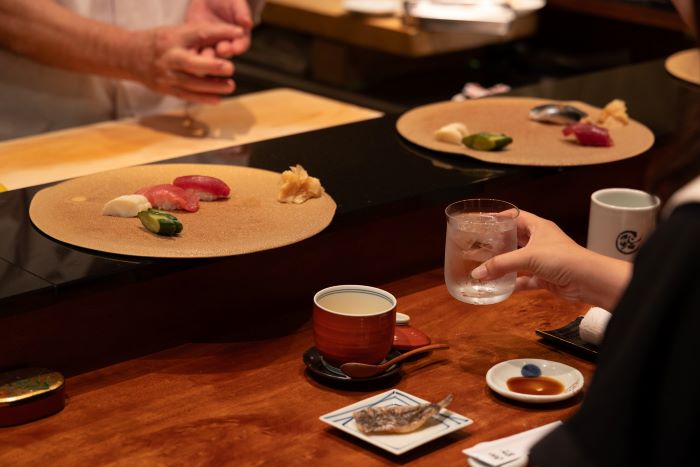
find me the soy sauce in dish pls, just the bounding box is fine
[507,376,564,395]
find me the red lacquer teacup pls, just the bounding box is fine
[313,285,397,367]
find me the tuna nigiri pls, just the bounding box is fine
[135,184,199,212]
[173,175,230,201]
[563,123,613,147]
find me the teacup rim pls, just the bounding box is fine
[314,285,397,317]
[591,188,660,210]
[445,198,520,222]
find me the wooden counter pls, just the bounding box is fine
[0,88,382,192]
[262,0,538,57]
[0,269,593,465]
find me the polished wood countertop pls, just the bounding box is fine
[0,269,593,465]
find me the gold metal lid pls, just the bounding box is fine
[0,368,64,407]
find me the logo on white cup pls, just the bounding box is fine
[615,230,641,255]
[588,188,659,261]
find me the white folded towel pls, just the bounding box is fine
[661,173,700,219]
[579,306,612,346]
[463,421,562,467]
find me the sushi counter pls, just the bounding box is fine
[0,268,596,465]
[0,58,697,464]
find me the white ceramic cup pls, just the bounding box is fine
[587,188,660,261]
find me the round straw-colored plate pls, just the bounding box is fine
[29,164,336,258]
[396,97,655,166]
[665,48,700,86]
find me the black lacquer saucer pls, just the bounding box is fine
[303,347,403,385]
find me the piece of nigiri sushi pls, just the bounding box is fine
[530,104,587,125]
[562,123,613,147]
[135,184,199,212]
[173,175,230,201]
[102,194,151,217]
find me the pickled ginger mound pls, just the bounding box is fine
[278,165,324,204]
[434,122,469,145]
[583,99,629,129]
[102,194,151,217]
[599,99,629,126]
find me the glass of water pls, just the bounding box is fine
[444,199,519,305]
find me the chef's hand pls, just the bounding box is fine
[470,211,632,310]
[137,22,241,104]
[186,0,254,57]
[0,0,244,104]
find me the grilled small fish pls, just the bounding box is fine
[353,394,453,434]
[529,104,587,125]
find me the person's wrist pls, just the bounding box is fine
[120,29,157,84]
[580,250,632,310]
[602,257,632,310]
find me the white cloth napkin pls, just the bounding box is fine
[579,306,612,346]
[662,174,700,219]
[463,421,562,467]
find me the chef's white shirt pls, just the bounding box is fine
[0,0,239,141]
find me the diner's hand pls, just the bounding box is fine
[186,0,254,57]
[470,211,632,311]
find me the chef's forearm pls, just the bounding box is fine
[0,0,148,81]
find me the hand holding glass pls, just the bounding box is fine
[444,199,519,305]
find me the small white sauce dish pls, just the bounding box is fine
[486,358,584,403]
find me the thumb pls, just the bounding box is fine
[183,24,240,47]
[232,0,253,28]
[235,11,253,29]
[471,248,531,281]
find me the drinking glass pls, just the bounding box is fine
[444,199,519,305]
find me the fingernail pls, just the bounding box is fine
[471,264,487,279]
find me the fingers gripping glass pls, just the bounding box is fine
[444,199,519,305]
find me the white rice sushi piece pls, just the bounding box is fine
[102,194,152,217]
[434,122,469,145]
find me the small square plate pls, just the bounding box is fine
[319,389,473,455]
[535,317,599,360]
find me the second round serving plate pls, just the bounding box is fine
[486,358,584,403]
[396,97,655,167]
[665,48,700,86]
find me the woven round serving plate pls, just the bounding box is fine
[665,48,700,86]
[29,164,336,258]
[396,97,654,167]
